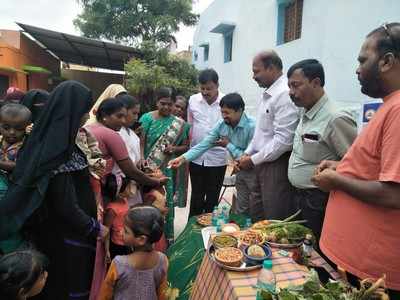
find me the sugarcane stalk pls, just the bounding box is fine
[359,275,386,300]
[266,220,307,228]
[282,209,302,222]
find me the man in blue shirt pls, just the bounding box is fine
[169,93,257,217]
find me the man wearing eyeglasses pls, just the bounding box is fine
[287,59,357,245]
[312,23,400,297]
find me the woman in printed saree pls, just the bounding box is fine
[0,81,109,300]
[80,97,167,300]
[140,87,190,242]
[171,96,191,209]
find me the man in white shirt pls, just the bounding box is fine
[187,69,227,216]
[239,50,299,220]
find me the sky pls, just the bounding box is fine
[0,0,213,51]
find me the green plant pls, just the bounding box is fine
[124,42,198,112]
[74,0,198,46]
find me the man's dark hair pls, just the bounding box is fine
[258,51,283,70]
[198,68,219,84]
[220,93,245,112]
[287,59,325,87]
[367,22,400,57]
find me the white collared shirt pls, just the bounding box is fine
[112,127,141,175]
[187,92,227,166]
[245,75,299,165]
[119,127,141,163]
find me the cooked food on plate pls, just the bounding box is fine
[247,245,265,258]
[197,213,212,226]
[214,247,243,267]
[239,230,264,246]
[213,234,238,248]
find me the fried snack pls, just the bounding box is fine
[251,220,270,230]
[197,213,212,226]
[239,230,264,246]
[214,247,243,267]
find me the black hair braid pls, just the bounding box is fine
[148,219,163,243]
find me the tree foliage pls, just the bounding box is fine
[74,0,198,45]
[125,41,198,112]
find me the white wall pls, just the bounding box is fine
[192,0,400,116]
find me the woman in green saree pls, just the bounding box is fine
[171,96,191,209]
[140,88,190,242]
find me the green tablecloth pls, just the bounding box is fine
[167,214,247,300]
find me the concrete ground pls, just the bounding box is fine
[173,166,236,239]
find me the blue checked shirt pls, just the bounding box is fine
[183,113,255,161]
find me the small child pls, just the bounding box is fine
[99,205,169,300]
[103,173,131,261]
[0,103,31,175]
[141,166,168,215]
[0,250,49,300]
[0,103,31,254]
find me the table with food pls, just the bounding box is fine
[167,210,389,300]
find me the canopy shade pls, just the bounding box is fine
[17,23,143,71]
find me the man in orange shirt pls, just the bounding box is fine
[312,23,400,297]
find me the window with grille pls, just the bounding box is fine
[284,0,303,42]
[277,0,303,45]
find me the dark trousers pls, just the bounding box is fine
[233,169,257,216]
[189,162,226,217]
[250,152,295,221]
[293,188,329,244]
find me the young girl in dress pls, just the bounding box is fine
[99,205,169,300]
[0,250,48,299]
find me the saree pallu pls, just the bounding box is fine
[89,176,106,300]
[141,113,189,241]
[174,163,189,208]
[77,127,108,300]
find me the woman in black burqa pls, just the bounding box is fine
[20,89,50,123]
[0,80,107,300]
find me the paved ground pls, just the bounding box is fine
[173,166,236,239]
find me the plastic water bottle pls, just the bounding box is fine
[256,259,276,296]
[222,206,229,221]
[217,206,223,218]
[216,217,225,232]
[244,217,252,229]
[302,234,313,258]
[212,207,218,226]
